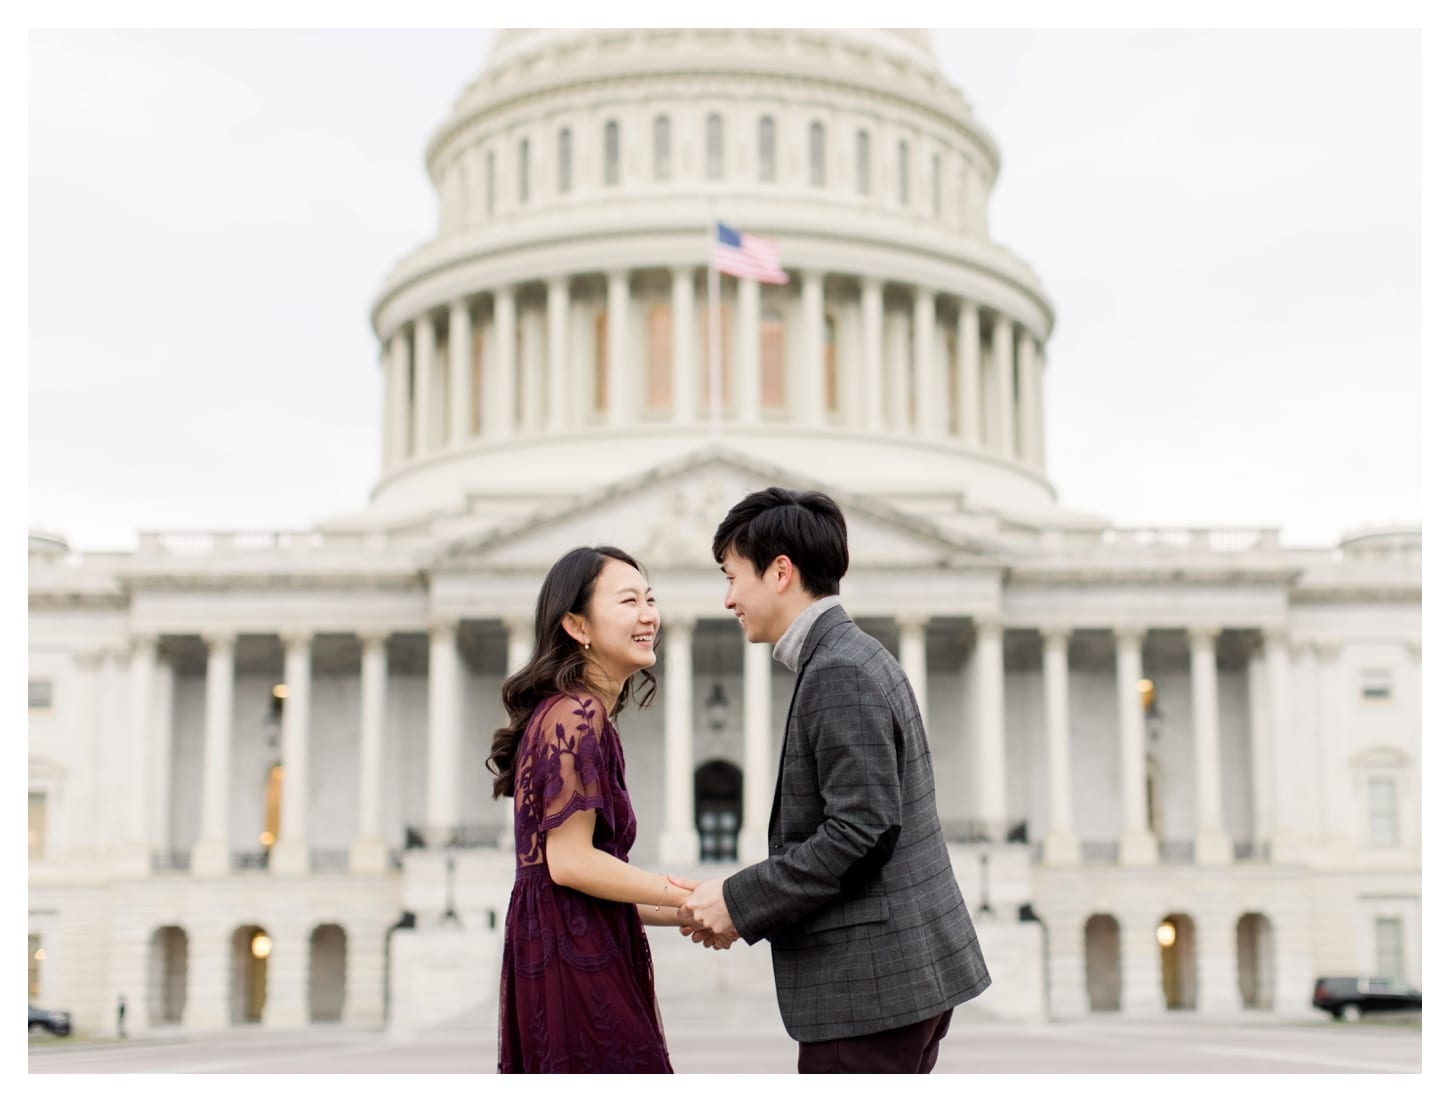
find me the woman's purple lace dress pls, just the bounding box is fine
[497,692,672,1073]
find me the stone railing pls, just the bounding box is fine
[1036,526,1283,555]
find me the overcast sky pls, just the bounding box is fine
[26,26,1424,550]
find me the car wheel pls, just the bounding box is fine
[1342,1004,1362,1023]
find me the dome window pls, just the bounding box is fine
[856,129,871,195]
[558,128,572,194]
[809,121,826,187]
[758,116,776,182]
[604,120,620,187]
[518,137,530,204]
[705,114,724,180]
[653,115,672,182]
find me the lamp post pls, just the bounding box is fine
[978,851,992,915]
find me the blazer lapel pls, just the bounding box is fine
[765,604,853,836]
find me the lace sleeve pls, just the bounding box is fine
[532,693,610,833]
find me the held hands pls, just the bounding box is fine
[670,875,740,951]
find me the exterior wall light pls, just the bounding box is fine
[251,933,272,960]
[1156,920,1177,949]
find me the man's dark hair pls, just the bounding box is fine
[712,487,849,597]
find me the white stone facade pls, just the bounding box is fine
[28,29,1420,1038]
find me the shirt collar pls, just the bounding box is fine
[771,595,842,672]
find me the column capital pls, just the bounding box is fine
[1261,626,1291,649]
[670,264,694,281]
[895,614,929,633]
[449,294,472,315]
[356,628,392,647]
[1039,624,1074,645]
[129,633,161,656]
[491,282,515,304]
[201,632,236,653]
[1312,637,1343,662]
[546,275,568,293]
[1406,637,1421,661]
[972,614,1004,637]
[428,619,459,642]
[279,629,315,650]
[666,616,697,637]
[72,648,106,670]
[913,284,934,305]
[1187,625,1222,646]
[860,274,882,293]
[1113,625,1147,647]
[503,616,534,637]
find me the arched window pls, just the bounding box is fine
[518,137,530,203]
[856,129,871,195]
[593,310,609,412]
[603,120,620,186]
[653,115,671,181]
[823,313,839,413]
[705,113,724,180]
[897,139,910,205]
[758,116,776,182]
[809,121,826,187]
[557,127,572,194]
[647,304,672,410]
[761,308,785,410]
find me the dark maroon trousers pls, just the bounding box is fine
[796,1009,953,1074]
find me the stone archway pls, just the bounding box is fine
[1157,913,1198,1009]
[309,924,347,1022]
[230,925,270,1024]
[148,926,188,1025]
[694,760,743,862]
[1083,914,1122,1012]
[1237,912,1275,1009]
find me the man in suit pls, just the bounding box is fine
[676,486,991,1073]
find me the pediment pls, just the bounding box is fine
[431,446,1005,573]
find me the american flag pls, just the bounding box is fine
[712,221,789,284]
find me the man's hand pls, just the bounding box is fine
[670,875,739,945]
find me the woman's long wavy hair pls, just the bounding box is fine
[486,546,658,799]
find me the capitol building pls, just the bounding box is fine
[28,28,1421,1039]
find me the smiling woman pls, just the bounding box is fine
[485,545,718,1073]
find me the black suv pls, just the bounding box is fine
[29,1004,72,1037]
[1312,976,1421,1021]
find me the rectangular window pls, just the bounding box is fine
[898,139,910,205]
[486,151,496,214]
[29,792,47,861]
[558,128,572,194]
[604,120,620,186]
[705,115,723,180]
[1362,668,1392,700]
[1374,917,1405,980]
[653,116,671,182]
[1368,777,1399,846]
[761,309,785,410]
[856,130,871,195]
[29,679,53,710]
[518,138,530,203]
[932,152,941,215]
[646,304,672,410]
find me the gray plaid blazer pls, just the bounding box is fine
[722,603,991,1043]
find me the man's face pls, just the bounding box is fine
[720,549,786,645]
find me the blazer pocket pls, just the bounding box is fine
[795,893,890,936]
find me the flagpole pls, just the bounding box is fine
[707,220,723,442]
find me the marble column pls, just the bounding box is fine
[659,618,699,864]
[1189,627,1232,865]
[387,330,410,466]
[1246,643,1274,854]
[350,632,390,874]
[606,270,630,426]
[271,631,314,875]
[897,616,928,721]
[412,313,436,456]
[1041,627,1080,865]
[671,267,696,424]
[1263,629,1298,860]
[1016,329,1038,465]
[547,278,569,433]
[149,648,175,854]
[737,276,761,424]
[956,301,980,447]
[861,277,884,433]
[973,618,1007,840]
[120,634,158,874]
[448,299,472,447]
[992,313,1016,459]
[800,270,825,428]
[913,287,938,435]
[426,622,463,835]
[191,634,236,877]
[1115,628,1157,865]
[741,638,773,859]
[492,286,516,440]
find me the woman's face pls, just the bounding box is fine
[577,556,659,684]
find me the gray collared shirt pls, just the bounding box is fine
[771,595,843,672]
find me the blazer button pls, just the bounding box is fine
[770,842,783,852]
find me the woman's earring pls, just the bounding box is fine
[584,642,591,651]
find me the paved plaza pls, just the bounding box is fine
[29,994,1423,1075]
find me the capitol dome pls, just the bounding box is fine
[367,27,1056,535]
